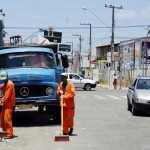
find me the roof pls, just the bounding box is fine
[137,76,150,79]
[96,43,120,48]
[0,47,54,54]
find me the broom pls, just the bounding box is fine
[54,93,69,142]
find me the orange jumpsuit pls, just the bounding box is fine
[57,81,75,134]
[0,80,15,137]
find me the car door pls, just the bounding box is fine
[68,74,82,88]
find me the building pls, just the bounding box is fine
[95,37,150,86]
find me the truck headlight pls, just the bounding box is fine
[46,87,53,95]
[137,98,148,103]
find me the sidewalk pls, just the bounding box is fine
[97,83,128,90]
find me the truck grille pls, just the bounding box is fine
[15,85,49,98]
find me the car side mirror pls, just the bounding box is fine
[129,86,134,90]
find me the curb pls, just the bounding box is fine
[97,84,128,90]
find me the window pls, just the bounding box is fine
[1,52,53,69]
[72,75,80,80]
[136,79,150,89]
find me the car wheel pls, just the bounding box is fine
[84,84,92,90]
[127,97,132,111]
[132,102,138,116]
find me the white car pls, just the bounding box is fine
[63,73,97,90]
[127,76,150,115]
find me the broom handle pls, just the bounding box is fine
[61,94,63,135]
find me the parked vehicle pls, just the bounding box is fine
[63,72,97,90]
[0,45,69,123]
[127,76,150,115]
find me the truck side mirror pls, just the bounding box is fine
[62,54,69,68]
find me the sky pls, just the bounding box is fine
[1,0,150,52]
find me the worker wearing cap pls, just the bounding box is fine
[57,73,75,135]
[0,71,15,139]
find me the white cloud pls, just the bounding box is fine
[116,10,136,20]
[116,6,150,20]
[140,6,150,18]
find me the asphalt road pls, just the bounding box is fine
[1,87,150,150]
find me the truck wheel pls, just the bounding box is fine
[84,84,91,90]
[53,107,61,124]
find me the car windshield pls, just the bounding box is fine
[136,79,150,89]
[0,52,53,69]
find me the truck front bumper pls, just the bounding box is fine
[16,99,60,106]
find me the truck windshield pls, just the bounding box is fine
[0,52,53,69]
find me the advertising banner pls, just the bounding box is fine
[120,42,135,70]
[141,41,150,65]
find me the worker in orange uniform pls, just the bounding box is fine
[0,71,15,139]
[57,73,75,135]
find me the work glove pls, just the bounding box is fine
[60,90,63,95]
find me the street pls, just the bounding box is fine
[1,86,150,150]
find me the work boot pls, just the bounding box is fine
[69,128,73,135]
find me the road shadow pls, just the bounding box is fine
[137,112,150,117]
[13,110,60,127]
[69,133,78,136]
[75,89,96,91]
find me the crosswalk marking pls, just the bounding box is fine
[121,96,127,99]
[106,95,121,99]
[93,95,106,100]
[92,95,127,100]
[77,94,127,100]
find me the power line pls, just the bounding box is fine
[5,25,150,30]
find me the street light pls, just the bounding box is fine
[22,29,44,43]
[82,7,111,31]
[80,23,92,69]
[66,41,74,72]
[0,9,5,17]
[72,34,82,73]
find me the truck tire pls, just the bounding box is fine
[53,107,61,124]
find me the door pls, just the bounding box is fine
[68,74,83,88]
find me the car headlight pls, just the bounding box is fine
[46,87,53,95]
[137,98,148,103]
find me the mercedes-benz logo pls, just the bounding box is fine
[20,87,29,96]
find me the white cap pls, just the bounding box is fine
[0,71,8,80]
[61,73,67,77]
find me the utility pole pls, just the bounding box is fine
[105,5,122,71]
[105,4,122,87]
[80,23,92,69]
[72,34,82,73]
[66,41,74,72]
[0,9,5,46]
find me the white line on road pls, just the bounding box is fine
[93,95,106,100]
[106,95,121,99]
[121,96,127,99]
